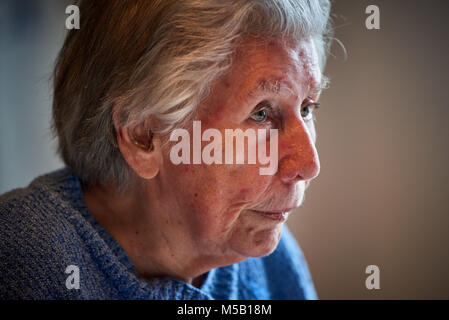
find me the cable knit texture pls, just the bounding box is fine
[0,168,317,300]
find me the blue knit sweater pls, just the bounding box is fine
[0,168,317,300]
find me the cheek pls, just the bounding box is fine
[186,166,273,236]
[226,165,273,200]
[161,142,274,234]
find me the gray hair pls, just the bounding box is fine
[52,0,333,191]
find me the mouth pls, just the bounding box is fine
[249,209,291,222]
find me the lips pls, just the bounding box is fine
[250,210,290,222]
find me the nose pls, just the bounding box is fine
[278,119,320,184]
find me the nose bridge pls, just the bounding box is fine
[279,117,320,183]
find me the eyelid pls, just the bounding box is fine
[308,102,320,110]
[302,97,319,107]
[254,100,273,111]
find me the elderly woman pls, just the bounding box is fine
[0,0,332,299]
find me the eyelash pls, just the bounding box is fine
[249,98,319,125]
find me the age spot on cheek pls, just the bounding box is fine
[239,188,257,203]
[240,188,250,198]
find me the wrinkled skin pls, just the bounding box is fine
[84,37,322,286]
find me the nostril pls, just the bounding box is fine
[279,159,305,183]
[284,173,303,183]
[279,154,320,184]
[293,173,305,183]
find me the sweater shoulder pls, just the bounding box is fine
[0,168,75,217]
[0,170,87,299]
[0,169,78,243]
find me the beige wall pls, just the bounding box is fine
[288,0,449,299]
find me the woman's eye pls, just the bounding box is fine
[250,101,272,123]
[250,109,268,122]
[301,105,311,119]
[301,98,320,121]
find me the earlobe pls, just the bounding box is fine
[113,115,162,180]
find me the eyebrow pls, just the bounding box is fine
[247,79,293,98]
[247,75,330,99]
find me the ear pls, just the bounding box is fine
[113,111,162,180]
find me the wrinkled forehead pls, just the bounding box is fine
[230,37,323,101]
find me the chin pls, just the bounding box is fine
[235,224,284,258]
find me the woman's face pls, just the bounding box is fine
[156,37,321,263]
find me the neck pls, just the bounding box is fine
[81,180,217,287]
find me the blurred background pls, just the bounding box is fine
[1,0,448,299]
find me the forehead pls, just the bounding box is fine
[231,37,323,101]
